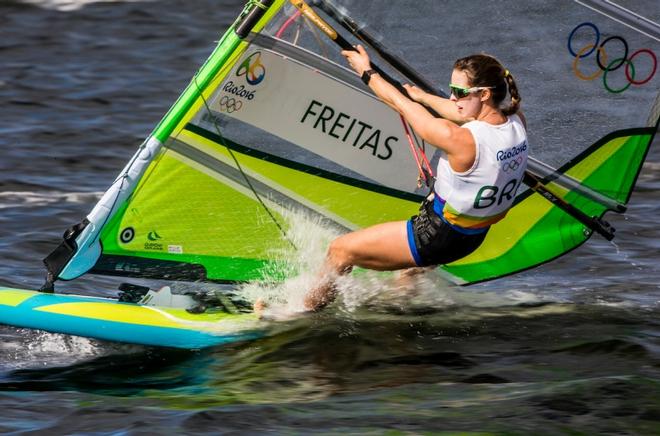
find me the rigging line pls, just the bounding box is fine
[275,8,302,38]
[409,125,433,178]
[399,114,427,186]
[293,19,302,45]
[274,8,306,49]
[399,116,434,188]
[191,75,298,251]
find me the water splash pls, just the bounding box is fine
[239,207,341,315]
[0,329,105,370]
[237,207,550,318]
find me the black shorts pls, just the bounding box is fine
[407,199,488,267]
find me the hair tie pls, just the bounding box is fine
[504,69,511,78]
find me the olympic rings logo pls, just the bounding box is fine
[568,22,657,93]
[218,95,243,113]
[502,156,523,173]
[236,51,266,86]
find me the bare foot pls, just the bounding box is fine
[253,298,309,321]
[254,298,266,319]
[303,282,337,312]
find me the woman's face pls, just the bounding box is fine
[449,69,484,119]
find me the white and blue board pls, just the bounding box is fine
[0,287,261,349]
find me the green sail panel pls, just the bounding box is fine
[93,126,421,282]
[94,149,291,282]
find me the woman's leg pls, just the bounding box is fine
[304,220,418,311]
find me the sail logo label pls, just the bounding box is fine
[144,229,163,250]
[222,81,256,100]
[236,51,266,85]
[216,51,265,109]
[300,99,396,161]
[217,95,243,113]
[144,242,163,251]
[168,245,183,254]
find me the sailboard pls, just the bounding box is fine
[2,0,658,348]
[0,287,260,349]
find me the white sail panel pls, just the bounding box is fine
[205,48,420,193]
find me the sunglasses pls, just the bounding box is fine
[449,84,495,99]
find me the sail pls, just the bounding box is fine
[42,0,659,288]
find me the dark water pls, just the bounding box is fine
[1,0,660,434]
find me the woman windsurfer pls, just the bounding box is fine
[303,46,528,311]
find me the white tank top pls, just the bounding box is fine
[433,114,528,230]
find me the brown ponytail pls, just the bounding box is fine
[502,71,521,116]
[453,54,521,116]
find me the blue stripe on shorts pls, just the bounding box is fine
[407,219,423,266]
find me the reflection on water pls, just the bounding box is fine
[1,303,659,433]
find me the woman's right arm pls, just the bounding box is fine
[403,84,472,124]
